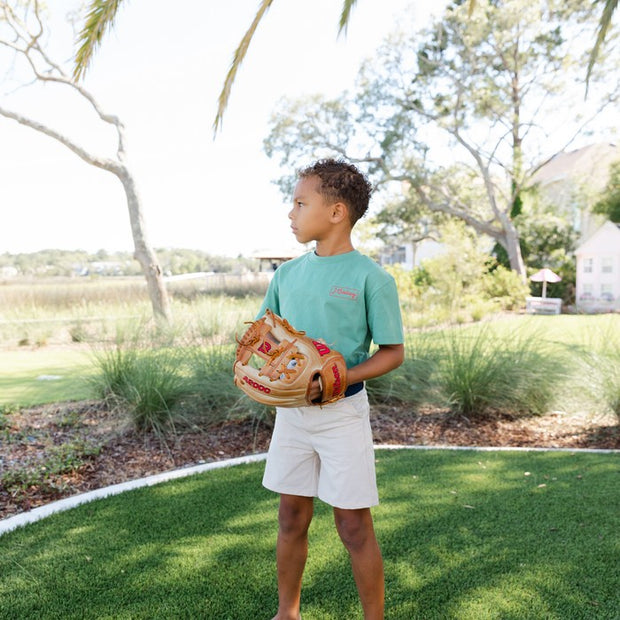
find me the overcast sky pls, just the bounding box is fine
[0,0,451,257]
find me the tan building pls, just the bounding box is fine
[251,248,304,272]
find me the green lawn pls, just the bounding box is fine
[0,348,96,406]
[1,449,617,619]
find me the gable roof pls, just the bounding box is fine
[575,220,620,255]
[531,143,619,190]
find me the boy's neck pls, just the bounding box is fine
[314,238,355,257]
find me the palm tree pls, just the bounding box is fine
[73,0,616,131]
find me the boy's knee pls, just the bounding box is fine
[334,509,374,552]
[278,495,313,536]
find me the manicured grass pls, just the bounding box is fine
[0,449,617,619]
[0,348,96,406]
[474,314,619,350]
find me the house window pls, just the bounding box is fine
[583,257,593,273]
[601,284,614,301]
[383,246,407,265]
[601,257,613,274]
[580,283,593,300]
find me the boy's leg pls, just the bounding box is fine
[333,507,384,620]
[272,494,315,620]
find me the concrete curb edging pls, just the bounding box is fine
[0,453,268,537]
[1,444,617,537]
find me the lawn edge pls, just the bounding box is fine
[1,444,618,537]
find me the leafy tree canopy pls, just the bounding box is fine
[593,160,620,222]
[264,0,618,278]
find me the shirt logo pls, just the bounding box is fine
[329,286,359,301]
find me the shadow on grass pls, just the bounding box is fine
[0,451,618,619]
[375,450,619,619]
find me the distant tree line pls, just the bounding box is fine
[0,249,257,278]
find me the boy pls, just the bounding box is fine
[258,158,404,620]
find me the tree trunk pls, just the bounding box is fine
[117,168,171,322]
[499,218,526,281]
[0,104,172,323]
[0,0,172,323]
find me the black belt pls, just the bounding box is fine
[344,382,364,397]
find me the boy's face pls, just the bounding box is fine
[289,175,337,244]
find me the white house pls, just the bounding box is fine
[575,221,620,312]
[378,239,446,270]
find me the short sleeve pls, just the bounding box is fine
[366,278,404,345]
[256,273,280,319]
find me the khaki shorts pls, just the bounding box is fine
[262,389,378,509]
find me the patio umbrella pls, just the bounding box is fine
[530,268,562,298]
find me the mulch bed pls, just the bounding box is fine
[1,400,618,521]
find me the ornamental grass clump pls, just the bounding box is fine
[367,335,438,406]
[578,325,620,421]
[432,326,569,418]
[90,345,188,434]
[182,344,267,424]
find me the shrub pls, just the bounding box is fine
[479,264,529,310]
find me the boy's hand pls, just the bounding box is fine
[309,376,323,403]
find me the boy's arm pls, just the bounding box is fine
[346,344,405,386]
[309,344,404,402]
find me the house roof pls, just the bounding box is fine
[575,220,620,254]
[531,142,619,190]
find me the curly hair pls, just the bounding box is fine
[298,158,372,225]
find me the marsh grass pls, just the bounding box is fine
[0,277,263,348]
[2,277,619,427]
[89,338,267,432]
[181,344,269,424]
[368,335,439,406]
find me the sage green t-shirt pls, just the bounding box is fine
[257,250,403,368]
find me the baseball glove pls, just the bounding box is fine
[233,308,347,407]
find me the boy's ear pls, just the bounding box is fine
[330,201,350,224]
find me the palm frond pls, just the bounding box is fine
[338,0,360,35]
[73,0,125,82]
[586,0,618,95]
[213,0,274,136]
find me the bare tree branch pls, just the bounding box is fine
[0,104,120,172]
[0,0,170,321]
